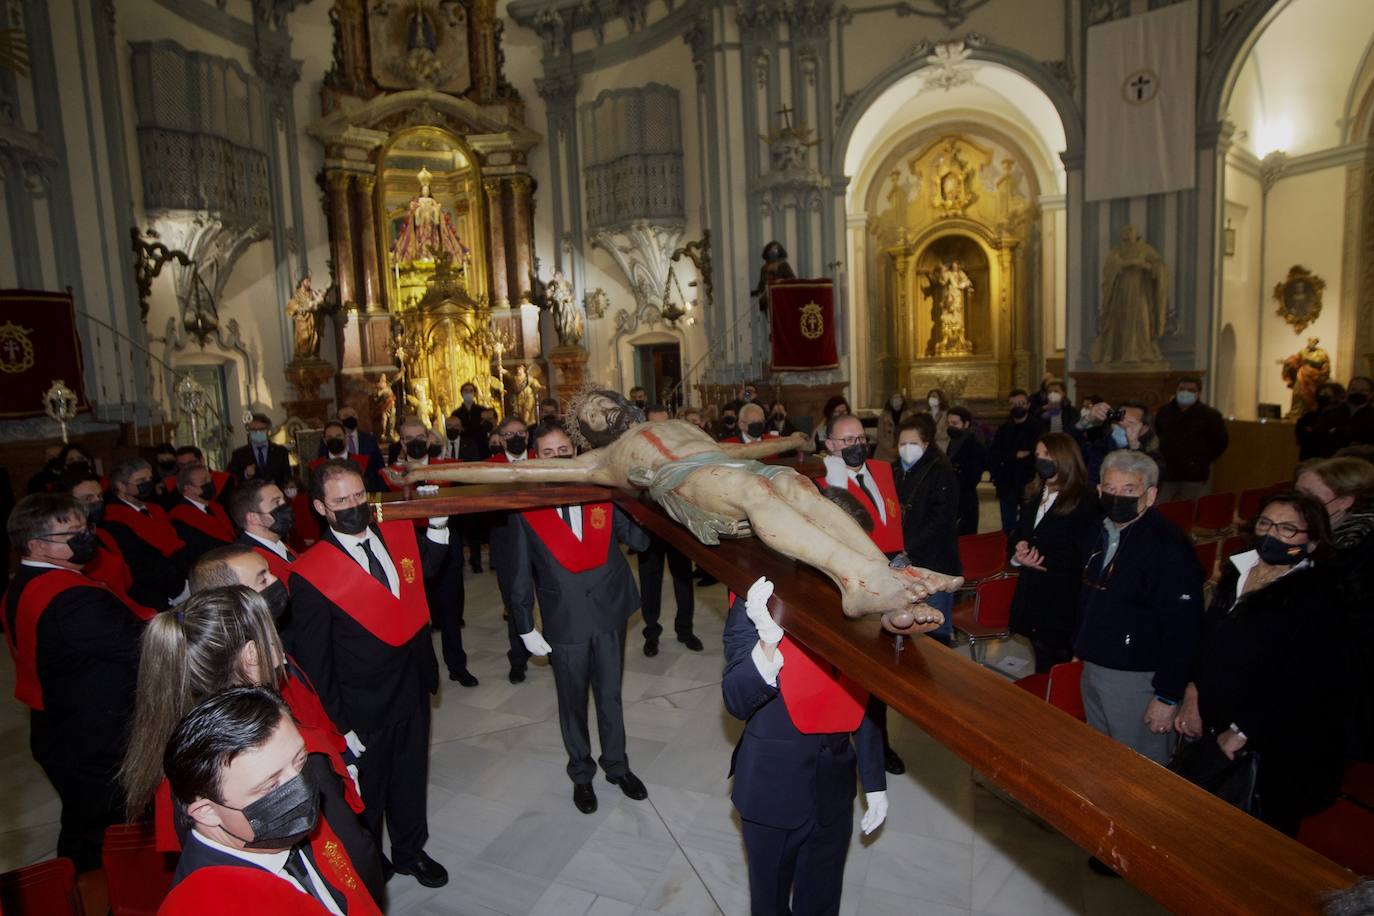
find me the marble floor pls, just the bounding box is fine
[0,529,1171,916]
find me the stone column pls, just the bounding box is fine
[354,173,381,311]
[327,171,356,309]
[509,175,534,303]
[484,177,509,307]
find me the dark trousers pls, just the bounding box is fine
[463,515,490,571]
[998,494,1020,534]
[549,627,629,784]
[307,754,386,904]
[1030,635,1074,674]
[636,535,695,640]
[957,493,981,536]
[426,535,467,676]
[32,717,123,873]
[506,608,532,672]
[740,812,852,916]
[357,701,431,864]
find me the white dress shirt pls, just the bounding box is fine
[245,530,289,561]
[506,450,527,462]
[188,831,343,915]
[1034,489,1059,528]
[185,494,211,514]
[1229,549,1312,608]
[557,504,584,540]
[331,528,401,596]
[846,467,887,524]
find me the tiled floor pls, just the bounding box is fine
[0,490,1168,914]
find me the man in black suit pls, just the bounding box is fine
[318,405,387,491]
[506,420,652,814]
[228,413,291,488]
[101,458,191,609]
[723,577,887,916]
[167,463,237,564]
[288,459,450,888]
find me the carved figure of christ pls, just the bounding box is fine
[403,402,961,635]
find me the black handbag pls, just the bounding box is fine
[1168,734,1262,817]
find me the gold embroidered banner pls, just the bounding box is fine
[0,289,89,418]
[769,279,838,371]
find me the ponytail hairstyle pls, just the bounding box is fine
[119,585,285,820]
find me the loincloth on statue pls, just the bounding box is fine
[627,451,798,545]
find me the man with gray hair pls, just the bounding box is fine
[1075,449,1204,771]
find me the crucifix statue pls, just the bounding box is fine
[394,388,962,634]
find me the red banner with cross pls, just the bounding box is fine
[0,289,89,419]
[769,278,838,371]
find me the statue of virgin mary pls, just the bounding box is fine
[392,166,470,265]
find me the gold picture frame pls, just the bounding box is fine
[1272,265,1325,334]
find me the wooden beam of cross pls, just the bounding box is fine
[371,482,1355,913]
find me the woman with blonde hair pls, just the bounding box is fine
[120,586,383,902]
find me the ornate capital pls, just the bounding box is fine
[483,177,504,197]
[508,175,533,196]
[326,171,353,192]
[355,173,377,192]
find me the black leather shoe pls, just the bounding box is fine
[644,639,659,657]
[677,634,704,652]
[884,747,906,775]
[508,667,526,684]
[393,851,448,888]
[607,770,648,801]
[449,669,479,687]
[573,782,598,814]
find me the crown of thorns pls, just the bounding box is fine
[563,382,622,451]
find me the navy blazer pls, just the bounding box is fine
[722,596,885,830]
[505,505,649,644]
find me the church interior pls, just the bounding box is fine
[1,0,1373,913]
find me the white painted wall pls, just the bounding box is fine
[1217,163,1262,419]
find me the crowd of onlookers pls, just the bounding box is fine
[2,370,1372,910]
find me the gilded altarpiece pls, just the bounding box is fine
[867,132,1040,401]
[308,0,543,429]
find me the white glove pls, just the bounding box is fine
[521,629,553,657]
[861,790,888,835]
[426,516,448,528]
[744,577,783,646]
[343,731,366,757]
[346,764,362,800]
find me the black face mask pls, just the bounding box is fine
[158,460,177,475]
[66,461,91,478]
[66,529,98,566]
[1102,493,1142,524]
[83,501,104,527]
[1257,534,1308,566]
[341,416,359,431]
[331,503,371,536]
[135,480,157,503]
[840,443,869,468]
[222,767,319,850]
[722,415,737,428]
[404,439,428,460]
[260,579,290,620]
[634,399,647,410]
[445,426,461,441]
[267,503,294,538]
[1316,395,1333,409]
[947,426,965,438]
[745,422,766,439]
[1010,405,1028,420]
[427,443,443,460]
[1035,457,1058,480]
[199,482,216,502]
[325,437,346,456]
[1348,392,1370,407]
[506,435,528,455]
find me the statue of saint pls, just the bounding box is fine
[1280,336,1331,417]
[751,240,797,314]
[286,275,326,360]
[391,166,470,265]
[547,270,583,347]
[1092,225,1169,365]
[506,363,543,424]
[374,373,398,442]
[927,261,973,356]
[396,388,964,634]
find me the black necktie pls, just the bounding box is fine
[855,472,868,497]
[256,447,266,467]
[357,538,390,591]
[283,846,345,912]
[559,505,572,526]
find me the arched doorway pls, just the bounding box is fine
[837,60,1070,407]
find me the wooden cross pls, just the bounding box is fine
[776,104,794,129]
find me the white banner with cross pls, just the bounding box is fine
[1084,0,1197,202]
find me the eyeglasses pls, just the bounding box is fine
[1254,517,1307,539]
[34,527,89,543]
[830,436,866,447]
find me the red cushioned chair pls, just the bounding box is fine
[951,574,1017,664]
[1297,798,1374,874]
[1014,660,1086,722]
[103,823,177,916]
[0,858,83,916]
[1237,486,1271,523]
[1193,540,1220,584]
[1194,492,1238,535]
[1155,499,1196,534]
[957,531,1008,584]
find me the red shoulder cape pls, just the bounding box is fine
[290,521,430,646]
[169,500,236,544]
[521,503,614,573]
[104,502,185,557]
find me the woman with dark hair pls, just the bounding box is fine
[1008,432,1099,672]
[926,388,951,451]
[892,414,960,645]
[945,406,987,535]
[1174,492,1344,835]
[813,395,852,454]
